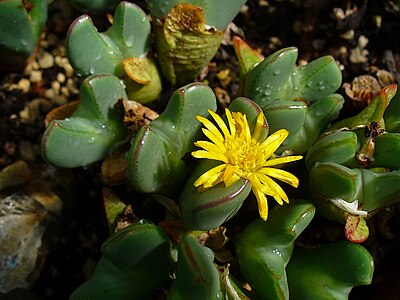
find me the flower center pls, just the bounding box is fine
[225,137,260,175]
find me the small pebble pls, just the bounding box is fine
[60,86,70,97]
[66,79,79,94]
[17,79,30,93]
[30,70,43,83]
[350,48,369,64]
[38,51,54,69]
[51,81,60,93]
[56,73,66,83]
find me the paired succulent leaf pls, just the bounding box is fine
[70,223,175,299]
[167,236,222,300]
[42,74,127,168]
[307,85,400,224]
[180,97,268,230]
[234,200,315,300]
[310,163,400,214]
[0,0,48,70]
[286,241,374,299]
[67,1,161,103]
[127,83,217,197]
[234,37,344,154]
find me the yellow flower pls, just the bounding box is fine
[192,108,302,221]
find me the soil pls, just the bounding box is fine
[1,0,400,299]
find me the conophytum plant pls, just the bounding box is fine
[306,84,400,242]
[234,36,344,154]
[42,74,127,168]
[67,1,162,103]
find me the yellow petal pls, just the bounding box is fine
[222,164,241,187]
[252,111,265,141]
[202,128,226,152]
[248,174,276,196]
[192,150,228,163]
[197,115,224,142]
[259,168,299,188]
[194,164,227,187]
[209,110,231,139]
[262,155,302,167]
[252,186,269,221]
[195,140,227,157]
[257,173,289,204]
[260,129,289,158]
[203,173,224,188]
[225,108,236,137]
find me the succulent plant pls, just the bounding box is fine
[67,1,162,103]
[234,36,344,154]
[42,74,127,168]
[147,0,247,85]
[126,82,217,197]
[234,200,315,300]
[167,235,222,299]
[70,222,175,299]
[286,241,374,299]
[306,84,400,241]
[0,0,48,71]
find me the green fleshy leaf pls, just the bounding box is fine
[238,42,344,154]
[305,131,359,169]
[180,160,251,230]
[372,133,400,169]
[0,0,47,70]
[127,83,217,196]
[309,162,362,203]
[243,48,342,107]
[233,36,264,77]
[384,85,400,132]
[67,2,150,76]
[263,100,307,136]
[310,162,400,214]
[361,168,400,211]
[167,236,221,300]
[287,241,374,300]
[104,2,151,58]
[42,74,126,168]
[67,15,123,76]
[70,223,174,299]
[244,47,298,107]
[234,200,315,300]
